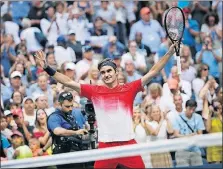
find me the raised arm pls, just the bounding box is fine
[35,50,81,93]
[141,43,176,86]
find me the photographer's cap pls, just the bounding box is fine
[58,91,73,102]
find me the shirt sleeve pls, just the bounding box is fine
[47,115,62,132]
[80,84,94,100]
[129,79,143,96]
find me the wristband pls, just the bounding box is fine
[44,65,56,76]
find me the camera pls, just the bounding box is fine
[85,100,96,134]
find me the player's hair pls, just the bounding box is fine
[98,58,117,71]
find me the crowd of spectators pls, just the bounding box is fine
[1,1,222,168]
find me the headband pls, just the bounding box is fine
[98,59,117,71]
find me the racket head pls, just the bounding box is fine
[164,7,185,55]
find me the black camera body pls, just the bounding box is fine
[85,100,96,134]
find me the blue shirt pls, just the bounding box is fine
[182,19,199,46]
[158,43,175,77]
[2,47,16,77]
[129,20,166,53]
[1,84,13,102]
[1,135,11,149]
[195,49,221,78]
[10,2,31,24]
[173,112,205,152]
[72,108,86,129]
[47,109,79,132]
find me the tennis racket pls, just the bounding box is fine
[164,7,185,75]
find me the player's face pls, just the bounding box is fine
[100,66,117,85]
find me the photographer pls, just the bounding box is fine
[47,91,88,169]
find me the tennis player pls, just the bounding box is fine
[35,43,176,168]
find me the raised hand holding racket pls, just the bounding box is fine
[164,7,185,75]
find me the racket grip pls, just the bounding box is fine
[176,56,181,75]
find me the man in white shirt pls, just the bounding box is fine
[20,18,43,53]
[167,94,184,125]
[54,36,76,67]
[160,78,190,113]
[22,97,36,127]
[75,45,98,81]
[121,41,147,75]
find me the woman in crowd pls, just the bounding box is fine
[145,104,173,168]
[33,109,52,155]
[180,45,194,65]
[204,99,222,163]
[143,83,162,106]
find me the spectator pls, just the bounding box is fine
[82,65,100,85]
[173,99,205,167]
[2,13,20,45]
[10,130,33,159]
[204,100,222,163]
[1,34,17,77]
[132,106,151,168]
[212,1,222,25]
[143,83,162,105]
[102,35,126,60]
[29,138,48,157]
[112,52,123,73]
[196,35,222,82]
[130,7,166,53]
[40,5,59,46]
[192,64,211,113]
[33,109,51,151]
[75,45,98,81]
[117,72,127,85]
[167,94,184,126]
[89,16,108,57]
[182,7,200,59]
[164,66,192,98]
[124,60,146,105]
[190,1,210,28]
[1,114,13,140]
[20,18,43,53]
[145,104,173,168]
[180,45,194,66]
[9,1,31,25]
[160,78,190,112]
[135,32,151,58]
[46,52,57,70]
[150,2,169,26]
[4,110,17,131]
[1,134,11,161]
[28,74,54,107]
[22,97,36,127]
[4,91,23,111]
[96,1,116,36]
[113,1,128,45]
[180,57,197,83]
[13,113,33,145]
[201,12,222,49]
[67,31,83,63]
[121,41,147,74]
[27,1,47,29]
[9,58,32,87]
[54,35,76,67]
[55,2,69,35]
[34,94,54,116]
[9,71,24,94]
[67,10,89,45]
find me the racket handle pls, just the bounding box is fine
[176,56,181,75]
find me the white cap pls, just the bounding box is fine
[68,30,76,35]
[64,62,76,71]
[33,93,46,101]
[22,97,34,106]
[4,110,12,116]
[10,71,22,79]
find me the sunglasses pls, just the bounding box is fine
[62,93,72,98]
[203,68,208,71]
